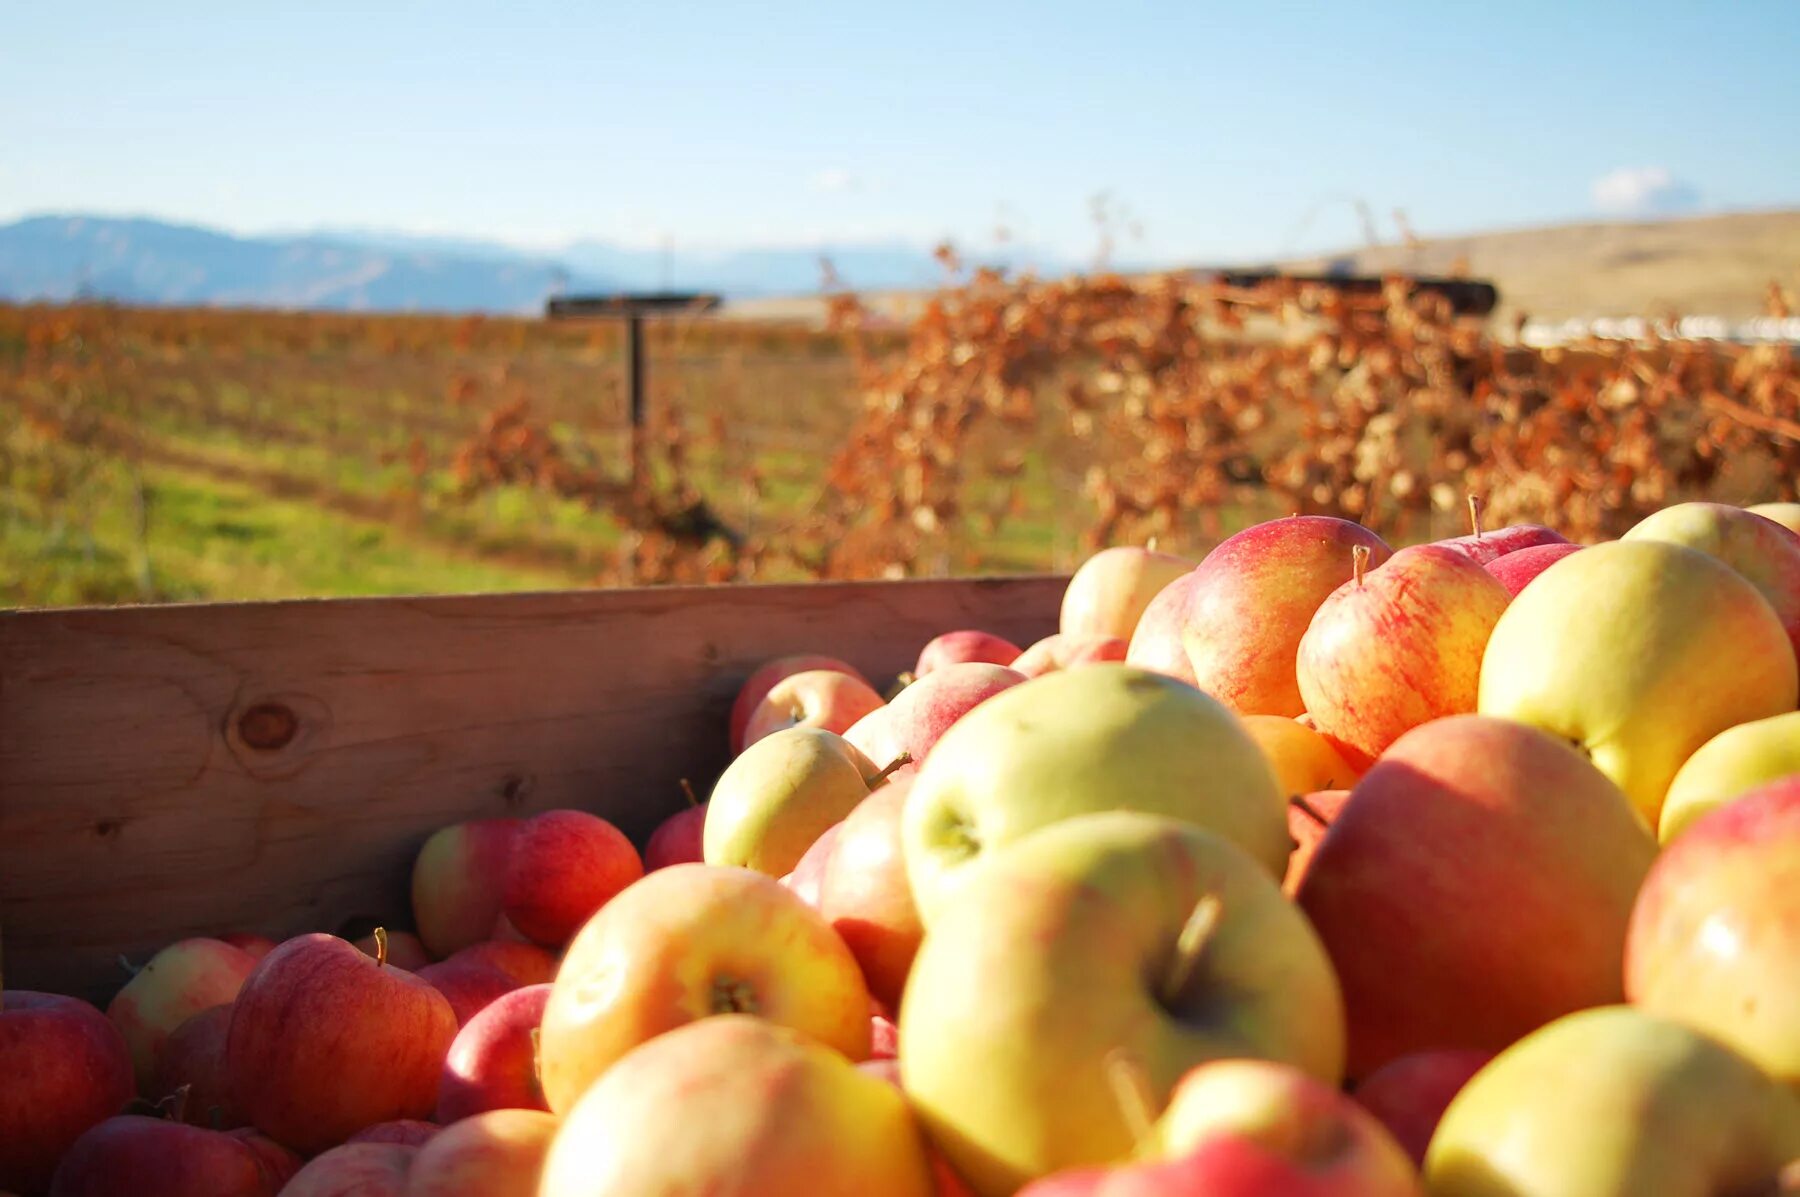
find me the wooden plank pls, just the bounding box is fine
[0,576,1064,1000]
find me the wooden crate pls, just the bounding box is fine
[0,576,1064,1000]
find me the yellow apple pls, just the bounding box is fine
[540,1016,935,1197]
[1478,539,1797,825]
[1624,500,1800,662]
[1749,501,1800,536]
[903,666,1288,923]
[1658,710,1800,841]
[105,938,258,1093]
[1061,545,1195,642]
[537,863,869,1114]
[1425,1006,1800,1197]
[1239,715,1361,797]
[900,812,1344,1196]
[408,1108,556,1197]
[703,727,882,876]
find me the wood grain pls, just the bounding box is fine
[0,576,1064,1000]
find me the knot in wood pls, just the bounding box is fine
[237,702,299,751]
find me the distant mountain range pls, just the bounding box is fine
[0,214,1066,314]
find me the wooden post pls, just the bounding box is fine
[625,311,647,492]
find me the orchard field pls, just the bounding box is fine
[3,267,1797,608]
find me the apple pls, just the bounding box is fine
[1124,569,1202,686]
[780,821,841,907]
[438,983,551,1123]
[1011,633,1129,678]
[1297,544,1511,765]
[1062,544,1196,642]
[47,1114,295,1197]
[1240,715,1360,797]
[441,941,556,988]
[742,667,886,749]
[1179,516,1394,717]
[414,961,517,1026]
[1749,501,1800,536]
[870,1011,899,1060]
[1432,515,1569,566]
[901,812,1345,1195]
[642,799,707,870]
[1283,789,1350,897]
[152,1005,240,1127]
[729,654,867,754]
[705,726,889,875]
[1142,1058,1421,1196]
[0,990,134,1195]
[1351,1049,1493,1167]
[217,934,277,960]
[1658,710,1800,842]
[845,661,1026,777]
[408,1108,556,1197]
[1297,715,1656,1079]
[501,809,643,949]
[106,937,258,1093]
[1424,1006,1800,1196]
[354,930,430,972]
[1624,500,1800,660]
[225,932,457,1154]
[224,1129,301,1190]
[278,1143,416,1197]
[1483,541,1584,596]
[1478,539,1798,825]
[904,665,1289,923]
[818,778,923,1009]
[538,863,871,1114]
[539,1016,935,1196]
[410,818,520,959]
[1627,775,1800,1089]
[347,1120,440,1147]
[916,629,1024,676]
[857,1056,981,1197]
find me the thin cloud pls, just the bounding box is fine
[1591,166,1701,217]
[810,168,860,194]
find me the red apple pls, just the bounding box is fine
[844,662,1026,776]
[1483,542,1584,597]
[442,942,556,988]
[1125,569,1202,685]
[1297,716,1657,1078]
[224,1129,301,1189]
[437,984,552,1124]
[915,630,1024,676]
[408,1108,557,1197]
[0,991,134,1194]
[217,935,277,961]
[501,809,644,949]
[47,1115,294,1197]
[415,961,517,1026]
[346,1120,441,1147]
[818,778,923,1009]
[870,1012,900,1061]
[410,818,520,960]
[278,1143,415,1197]
[730,654,868,754]
[353,931,430,973]
[106,937,258,1093]
[1178,516,1395,717]
[780,822,841,907]
[1352,1049,1493,1167]
[1297,544,1510,764]
[1284,789,1350,897]
[742,668,887,748]
[643,800,707,870]
[1434,520,1569,567]
[152,1005,240,1127]
[1012,634,1130,678]
[225,933,458,1154]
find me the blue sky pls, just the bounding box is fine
[3,1,1797,264]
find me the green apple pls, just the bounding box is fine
[1424,1006,1800,1197]
[1623,500,1800,662]
[703,727,885,876]
[1658,710,1800,842]
[899,811,1344,1196]
[1477,539,1797,825]
[903,665,1287,923]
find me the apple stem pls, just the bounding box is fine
[157,1083,191,1125]
[1290,794,1333,830]
[530,1027,544,1093]
[679,778,700,808]
[869,752,914,788]
[1145,535,1159,553]
[1160,893,1223,1006]
[1352,544,1370,588]
[1104,1048,1159,1150]
[1468,493,1484,540]
[886,671,917,702]
[373,926,388,968]
[117,954,142,978]
[789,702,807,723]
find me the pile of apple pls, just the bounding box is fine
[5,499,1800,1197]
